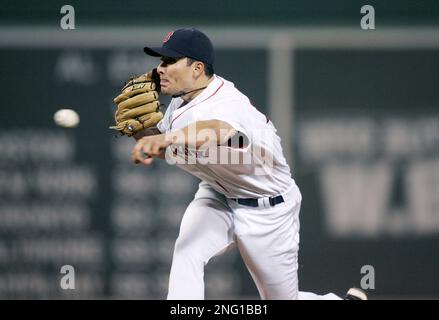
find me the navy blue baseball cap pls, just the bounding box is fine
[144,28,215,65]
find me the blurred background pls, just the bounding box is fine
[0,0,439,299]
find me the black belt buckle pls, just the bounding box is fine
[269,195,284,207]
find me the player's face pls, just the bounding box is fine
[156,57,195,96]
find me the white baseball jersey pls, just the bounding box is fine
[157,75,299,199]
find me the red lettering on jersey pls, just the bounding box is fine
[163,31,174,43]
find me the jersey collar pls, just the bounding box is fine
[176,74,222,109]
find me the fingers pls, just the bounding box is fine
[131,143,145,164]
[131,137,164,165]
[136,156,154,166]
[131,139,146,163]
[133,157,154,165]
[151,143,162,155]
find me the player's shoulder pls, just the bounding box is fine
[214,75,249,103]
[215,75,237,93]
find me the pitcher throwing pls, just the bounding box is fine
[112,27,366,301]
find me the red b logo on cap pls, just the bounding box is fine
[163,31,174,43]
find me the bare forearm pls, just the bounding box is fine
[131,121,236,165]
[165,120,236,148]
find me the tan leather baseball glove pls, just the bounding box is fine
[111,69,163,136]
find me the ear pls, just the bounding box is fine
[193,61,205,77]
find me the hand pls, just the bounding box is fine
[131,134,171,165]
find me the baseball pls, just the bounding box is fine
[53,109,80,128]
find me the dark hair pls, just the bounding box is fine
[186,58,214,77]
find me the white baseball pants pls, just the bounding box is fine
[167,182,340,300]
[168,182,340,300]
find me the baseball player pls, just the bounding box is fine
[112,28,366,301]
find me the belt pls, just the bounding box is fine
[231,195,284,207]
